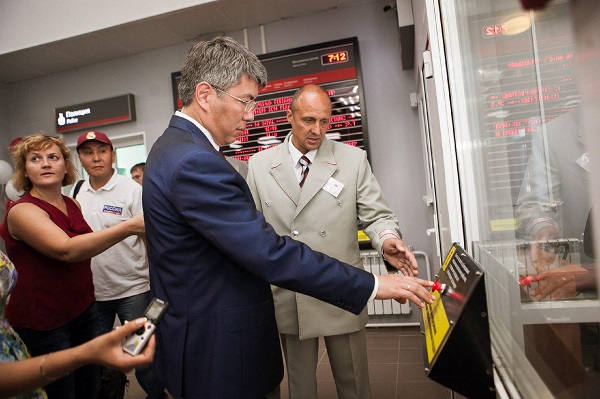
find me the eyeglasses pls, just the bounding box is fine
[211,85,257,113]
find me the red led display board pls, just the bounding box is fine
[171,37,369,162]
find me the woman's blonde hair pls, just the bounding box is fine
[11,133,78,192]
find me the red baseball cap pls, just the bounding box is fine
[76,131,113,150]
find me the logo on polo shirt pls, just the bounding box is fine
[102,205,123,215]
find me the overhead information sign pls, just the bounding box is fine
[55,94,136,133]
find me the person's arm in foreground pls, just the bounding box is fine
[0,317,154,398]
[376,274,434,306]
[7,203,145,263]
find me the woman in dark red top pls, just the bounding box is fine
[2,133,145,399]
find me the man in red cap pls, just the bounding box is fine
[73,131,166,399]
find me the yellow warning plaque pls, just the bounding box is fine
[422,293,451,363]
[441,245,455,271]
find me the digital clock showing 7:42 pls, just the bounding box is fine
[321,51,349,65]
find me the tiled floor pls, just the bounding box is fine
[124,326,452,399]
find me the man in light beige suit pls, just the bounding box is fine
[247,84,419,399]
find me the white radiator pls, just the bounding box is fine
[361,250,411,315]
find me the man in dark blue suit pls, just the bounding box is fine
[143,36,435,399]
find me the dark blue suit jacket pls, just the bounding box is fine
[143,115,374,398]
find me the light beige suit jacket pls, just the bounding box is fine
[247,133,402,339]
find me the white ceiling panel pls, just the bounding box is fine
[0,59,44,82]
[1,46,84,75]
[99,20,186,53]
[151,4,234,40]
[0,0,377,84]
[211,0,284,28]
[47,33,134,65]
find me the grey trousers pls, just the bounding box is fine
[280,329,372,399]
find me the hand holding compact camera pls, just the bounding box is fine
[122,297,169,356]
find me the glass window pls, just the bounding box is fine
[440,0,599,396]
[115,144,146,178]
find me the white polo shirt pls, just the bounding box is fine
[72,170,149,301]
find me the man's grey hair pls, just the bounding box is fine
[178,36,268,107]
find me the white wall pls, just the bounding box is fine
[3,0,436,278]
[0,83,10,162]
[7,41,193,147]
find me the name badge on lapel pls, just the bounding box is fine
[322,177,344,198]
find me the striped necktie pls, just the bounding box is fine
[298,155,310,188]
